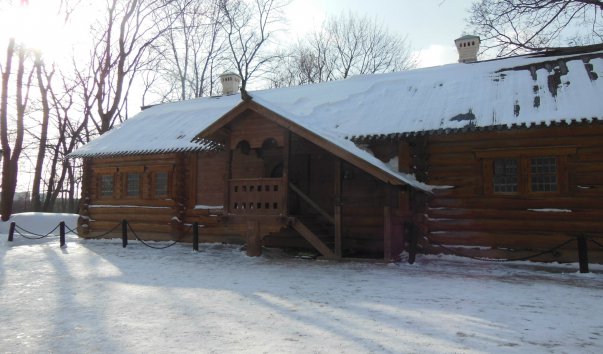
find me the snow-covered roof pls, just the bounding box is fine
[72,46,603,164]
[70,94,241,157]
[250,48,603,140]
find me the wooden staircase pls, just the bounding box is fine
[290,215,337,259]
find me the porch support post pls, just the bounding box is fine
[282,131,290,215]
[384,206,393,262]
[224,136,233,214]
[246,219,262,257]
[334,159,342,259]
[384,184,402,262]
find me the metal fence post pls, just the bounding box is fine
[8,221,15,242]
[122,220,128,248]
[59,221,66,247]
[577,234,589,273]
[193,222,199,252]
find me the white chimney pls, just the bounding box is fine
[220,71,241,96]
[454,35,480,63]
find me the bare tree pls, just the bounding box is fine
[29,52,55,211]
[149,0,227,102]
[220,0,287,91]
[269,12,416,87]
[468,0,603,56]
[1,40,35,220]
[77,0,177,135]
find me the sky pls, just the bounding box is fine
[0,0,475,70]
[285,0,476,67]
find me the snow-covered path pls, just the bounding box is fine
[1,232,602,353]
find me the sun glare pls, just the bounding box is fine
[0,0,74,63]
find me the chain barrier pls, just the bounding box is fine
[422,234,576,263]
[13,224,61,240]
[127,222,192,250]
[66,222,122,239]
[589,237,603,249]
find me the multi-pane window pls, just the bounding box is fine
[100,175,114,197]
[482,154,565,195]
[493,159,518,193]
[531,157,557,192]
[126,173,141,197]
[155,172,168,197]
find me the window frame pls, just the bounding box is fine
[125,173,142,198]
[153,171,170,198]
[99,174,115,198]
[148,165,173,199]
[476,146,575,196]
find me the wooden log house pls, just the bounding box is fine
[71,44,603,263]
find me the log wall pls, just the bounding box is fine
[416,122,603,262]
[80,153,180,240]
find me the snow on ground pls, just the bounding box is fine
[1,213,603,353]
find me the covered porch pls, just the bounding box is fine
[195,101,418,261]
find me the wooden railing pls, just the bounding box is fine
[227,178,284,215]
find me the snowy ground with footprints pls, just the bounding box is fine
[1,213,602,353]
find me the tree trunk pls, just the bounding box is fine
[0,39,16,221]
[31,53,52,211]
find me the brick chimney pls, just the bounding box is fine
[454,35,480,63]
[220,72,241,96]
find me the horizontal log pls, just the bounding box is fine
[428,196,603,210]
[427,217,603,234]
[89,207,174,216]
[428,134,603,155]
[427,207,603,222]
[420,244,598,263]
[427,124,603,143]
[88,212,173,223]
[87,200,175,208]
[425,231,580,249]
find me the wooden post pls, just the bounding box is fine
[246,220,262,257]
[408,224,417,265]
[224,137,233,214]
[577,235,589,273]
[383,206,392,262]
[8,221,15,241]
[192,222,199,252]
[282,131,290,216]
[59,221,66,248]
[334,159,342,259]
[121,220,128,248]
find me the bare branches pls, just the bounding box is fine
[148,0,228,101]
[468,0,603,56]
[79,0,177,134]
[220,0,287,91]
[269,12,416,88]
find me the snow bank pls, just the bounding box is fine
[0,212,78,235]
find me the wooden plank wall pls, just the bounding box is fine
[196,151,228,206]
[283,135,392,257]
[341,163,387,256]
[419,122,603,262]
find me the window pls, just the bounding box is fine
[126,173,141,197]
[477,147,574,196]
[488,156,559,195]
[531,157,557,192]
[493,158,518,193]
[100,175,113,197]
[155,172,168,197]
